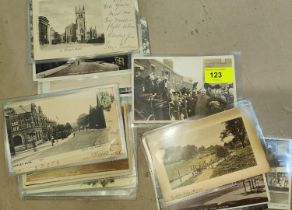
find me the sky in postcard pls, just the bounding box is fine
[158,119,238,149]
[7,88,114,125]
[155,57,202,83]
[39,0,103,34]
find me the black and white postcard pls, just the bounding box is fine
[265,137,292,210]
[3,85,127,174]
[31,0,138,60]
[143,106,270,203]
[133,56,236,123]
[266,171,290,210]
[34,54,130,81]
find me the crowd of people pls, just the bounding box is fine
[134,71,234,121]
[268,174,289,189]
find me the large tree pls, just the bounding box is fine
[64,122,73,136]
[65,122,72,131]
[181,145,198,161]
[77,113,89,128]
[220,117,248,148]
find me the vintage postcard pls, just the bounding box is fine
[20,102,134,189]
[31,0,138,60]
[143,106,270,203]
[21,158,130,189]
[34,54,131,81]
[163,175,269,210]
[22,175,137,195]
[132,56,236,123]
[3,85,127,174]
[38,75,131,95]
[265,137,292,210]
[23,185,137,199]
[266,170,291,210]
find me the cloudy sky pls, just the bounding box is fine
[152,118,238,150]
[39,0,104,34]
[8,88,113,125]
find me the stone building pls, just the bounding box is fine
[4,104,55,154]
[39,16,50,45]
[86,27,97,41]
[39,5,103,45]
[65,23,77,43]
[75,5,86,42]
[49,27,55,44]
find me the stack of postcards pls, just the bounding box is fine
[3,86,137,199]
[131,56,292,210]
[0,0,143,200]
[2,0,291,207]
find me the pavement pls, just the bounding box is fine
[12,134,73,163]
[12,129,113,165]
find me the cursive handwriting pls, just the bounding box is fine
[104,0,137,50]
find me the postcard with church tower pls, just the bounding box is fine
[2,85,127,175]
[31,0,139,60]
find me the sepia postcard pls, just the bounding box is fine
[22,175,137,195]
[132,55,236,123]
[20,101,134,189]
[34,54,131,81]
[31,0,139,60]
[3,85,127,174]
[264,137,292,210]
[143,105,270,203]
[163,175,269,210]
[21,103,137,197]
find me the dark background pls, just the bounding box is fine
[1,0,292,209]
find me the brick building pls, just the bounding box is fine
[134,59,193,90]
[4,104,56,154]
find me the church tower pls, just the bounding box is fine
[75,5,86,42]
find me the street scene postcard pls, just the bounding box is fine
[3,85,127,174]
[143,106,270,203]
[20,103,133,189]
[133,56,236,123]
[31,0,138,60]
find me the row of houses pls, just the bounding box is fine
[134,59,194,91]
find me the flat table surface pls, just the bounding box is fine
[1,0,292,209]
